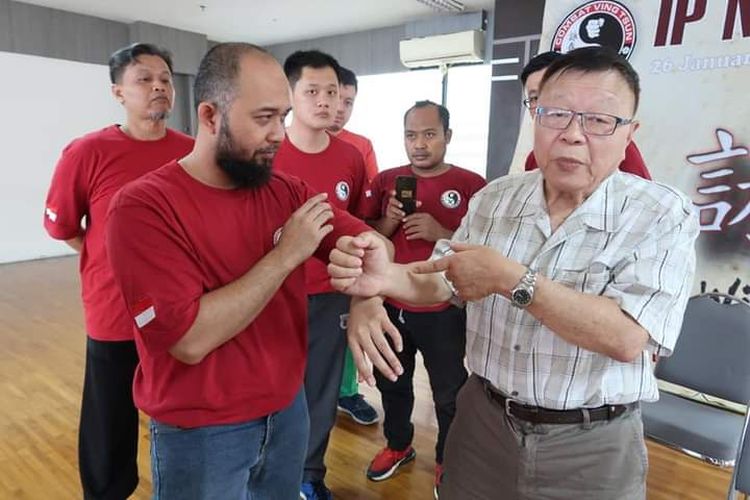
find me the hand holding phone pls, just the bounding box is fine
[394,176,417,216]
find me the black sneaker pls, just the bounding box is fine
[337,394,379,425]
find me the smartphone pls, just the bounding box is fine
[395,176,417,215]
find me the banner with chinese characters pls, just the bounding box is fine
[512,0,749,301]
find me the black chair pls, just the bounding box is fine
[642,293,750,467]
[728,411,750,499]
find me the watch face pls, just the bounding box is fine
[512,288,532,307]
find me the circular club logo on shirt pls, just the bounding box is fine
[335,181,350,201]
[273,227,283,246]
[441,190,461,209]
[552,1,636,59]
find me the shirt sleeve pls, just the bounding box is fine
[347,152,370,219]
[524,152,537,171]
[621,142,652,180]
[106,190,202,355]
[363,140,379,182]
[360,172,386,221]
[605,202,699,356]
[44,142,89,240]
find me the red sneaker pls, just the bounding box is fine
[434,463,444,499]
[366,446,417,481]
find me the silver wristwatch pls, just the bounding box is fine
[510,268,537,308]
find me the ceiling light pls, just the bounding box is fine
[416,0,465,13]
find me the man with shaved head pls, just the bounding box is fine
[105,42,375,498]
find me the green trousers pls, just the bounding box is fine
[338,347,359,398]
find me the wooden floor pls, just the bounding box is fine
[0,256,734,499]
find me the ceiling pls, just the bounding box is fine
[21,0,495,46]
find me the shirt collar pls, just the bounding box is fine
[504,170,620,233]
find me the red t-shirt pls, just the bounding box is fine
[106,162,368,427]
[525,142,652,180]
[43,125,194,341]
[273,135,368,295]
[335,129,379,182]
[364,165,486,312]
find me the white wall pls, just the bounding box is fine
[0,51,122,264]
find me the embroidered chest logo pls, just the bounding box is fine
[273,227,283,246]
[441,190,461,209]
[552,1,637,59]
[335,181,350,201]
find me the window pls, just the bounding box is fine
[347,69,442,170]
[347,64,491,178]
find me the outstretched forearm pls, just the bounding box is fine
[169,248,297,365]
[382,262,452,306]
[528,275,649,362]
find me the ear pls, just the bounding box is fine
[626,121,639,145]
[197,102,221,135]
[445,128,453,144]
[111,83,124,104]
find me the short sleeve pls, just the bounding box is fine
[347,152,370,219]
[605,204,699,356]
[621,142,652,180]
[44,143,89,240]
[363,140,379,182]
[525,152,537,172]
[106,191,202,355]
[361,172,387,221]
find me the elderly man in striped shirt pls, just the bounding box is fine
[328,46,699,500]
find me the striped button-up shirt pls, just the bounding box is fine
[445,170,699,409]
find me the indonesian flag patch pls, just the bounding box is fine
[45,206,58,222]
[132,297,156,328]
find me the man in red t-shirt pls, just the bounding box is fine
[327,66,379,182]
[520,51,651,180]
[326,65,381,427]
[362,101,486,497]
[273,50,370,500]
[43,43,193,500]
[106,43,375,499]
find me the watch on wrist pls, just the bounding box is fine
[510,268,537,308]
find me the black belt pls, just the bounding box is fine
[481,379,633,425]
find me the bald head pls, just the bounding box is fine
[194,42,278,113]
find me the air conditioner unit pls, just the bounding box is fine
[399,29,485,69]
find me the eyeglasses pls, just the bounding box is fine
[522,96,538,109]
[535,106,634,136]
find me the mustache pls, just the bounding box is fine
[255,146,278,155]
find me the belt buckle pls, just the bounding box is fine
[504,397,513,418]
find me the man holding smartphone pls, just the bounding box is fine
[364,100,485,498]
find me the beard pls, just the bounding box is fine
[215,115,273,189]
[148,110,171,122]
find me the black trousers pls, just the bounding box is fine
[375,304,468,464]
[303,293,349,483]
[79,337,139,500]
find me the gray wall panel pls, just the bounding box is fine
[4,1,127,65]
[486,0,545,179]
[0,1,12,50]
[128,21,207,75]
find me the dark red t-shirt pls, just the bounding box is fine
[106,161,368,427]
[336,129,379,182]
[525,141,652,180]
[273,135,368,295]
[43,125,194,341]
[364,165,486,312]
